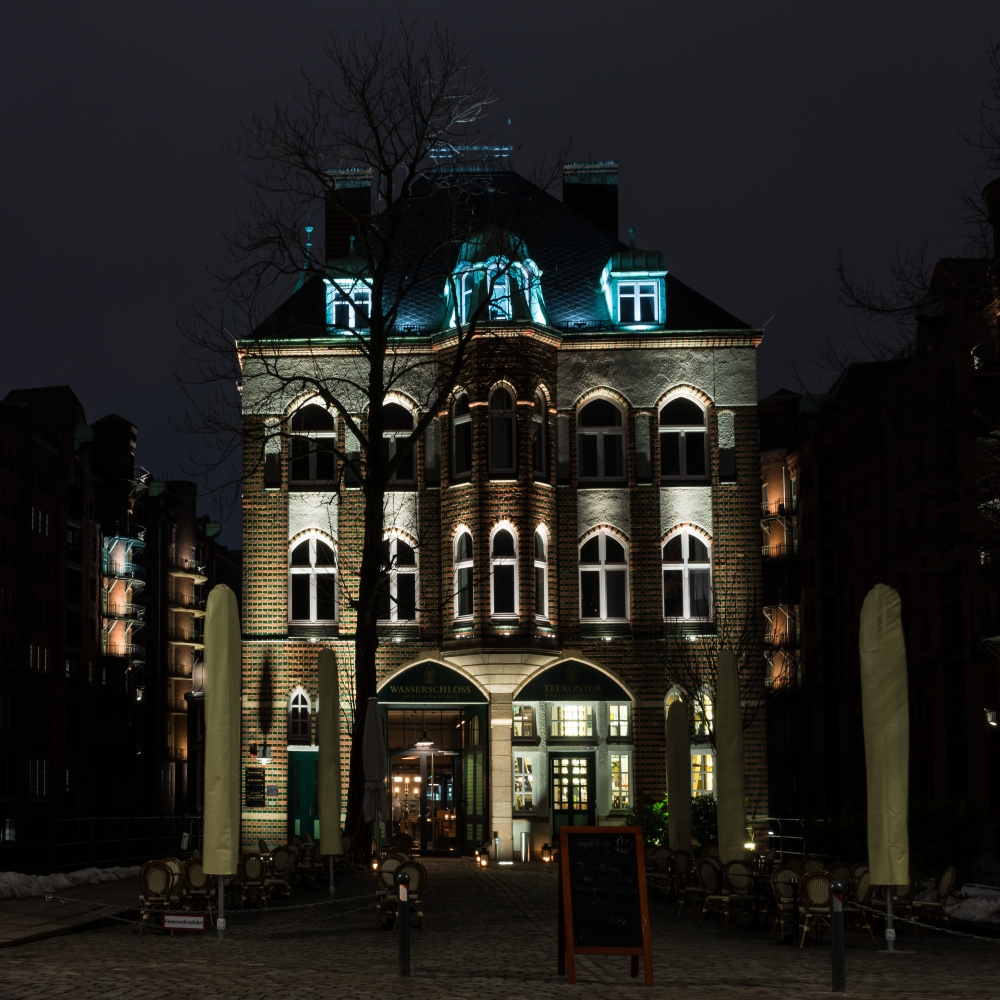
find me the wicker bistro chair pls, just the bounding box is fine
[375,853,409,928]
[257,839,271,861]
[843,868,877,946]
[647,847,672,899]
[669,850,694,902]
[393,860,427,932]
[798,870,834,947]
[181,857,217,922]
[161,857,185,898]
[138,861,176,933]
[721,860,756,929]
[801,856,825,874]
[675,854,710,918]
[297,841,323,886]
[263,845,297,904]
[238,852,268,908]
[696,857,730,927]
[769,866,799,940]
[912,867,956,930]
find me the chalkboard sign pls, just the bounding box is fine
[558,826,652,985]
[245,767,265,807]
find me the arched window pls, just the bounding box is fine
[662,529,712,619]
[532,391,547,478]
[288,688,311,744]
[491,526,518,617]
[378,535,418,622]
[454,530,474,619]
[326,280,371,329]
[659,397,707,479]
[578,399,624,481]
[289,536,338,622]
[381,402,415,485]
[452,394,472,477]
[489,387,517,475]
[488,266,512,320]
[534,528,548,619]
[579,530,629,620]
[290,404,337,486]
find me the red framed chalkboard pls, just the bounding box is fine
[557,825,653,985]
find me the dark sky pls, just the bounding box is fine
[2,2,996,541]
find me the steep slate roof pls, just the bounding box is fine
[253,167,751,339]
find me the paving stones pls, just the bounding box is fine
[0,858,996,998]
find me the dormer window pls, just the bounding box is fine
[618,282,658,324]
[325,280,371,329]
[601,238,667,330]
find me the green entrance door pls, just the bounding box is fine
[288,751,318,840]
[550,754,595,837]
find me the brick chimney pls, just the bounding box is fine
[984,177,1000,260]
[562,161,618,242]
[325,168,372,260]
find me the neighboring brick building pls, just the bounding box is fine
[239,159,765,859]
[762,183,1000,866]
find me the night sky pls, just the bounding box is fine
[1,3,996,540]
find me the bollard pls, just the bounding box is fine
[396,871,411,977]
[830,881,845,993]
[329,855,336,896]
[520,830,529,862]
[217,876,226,941]
[790,877,799,944]
[885,890,895,952]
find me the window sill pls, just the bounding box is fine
[660,478,710,487]
[580,621,632,639]
[605,737,634,745]
[448,478,472,489]
[577,480,627,488]
[377,623,419,641]
[289,482,339,492]
[288,623,339,639]
[488,475,518,483]
[512,736,541,746]
[663,620,716,638]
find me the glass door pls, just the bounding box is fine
[550,753,595,836]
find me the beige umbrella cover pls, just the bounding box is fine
[362,696,388,825]
[666,698,692,851]
[715,649,746,863]
[318,648,343,856]
[202,584,241,876]
[860,584,909,885]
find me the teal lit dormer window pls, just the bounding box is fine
[325,279,371,331]
[602,231,667,330]
[447,227,547,328]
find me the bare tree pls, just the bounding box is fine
[181,22,562,852]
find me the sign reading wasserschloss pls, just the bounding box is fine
[378,662,489,704]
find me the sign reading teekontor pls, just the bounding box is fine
[517,660,631,703]
[163,913,205,932]
[377,662,488,704]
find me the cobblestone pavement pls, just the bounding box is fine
[0,858,997,998]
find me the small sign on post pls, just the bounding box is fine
[163,913,206,932]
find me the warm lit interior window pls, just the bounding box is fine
[608,704,630,738]
[550,704,593,738]
[513,703,534,738]
[611,753,631,809]
[513,753,534,810]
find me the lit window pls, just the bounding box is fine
[534,529,548,619]
[618,281,658,324]
[460,270,475,323]
[692,751,715,797]
[377,535,418,622]
[454,530,474,619]
[327,281,371,329]
[659,398,707,479]
[489,270,512,320]
[578,399,624,481]
[550,704,593,738]
[289,404,337,486]
[488,388,517,475]
[610,753,631,809]
[532,391,547,478]
[380,403,415,485]
[662,530,712,619]
[513,703,534,738]
[608,704,630,738]
[579,530,629,620]
[693,690,713,740]
[289,536,338,622]
[289,688,311,744]
[452,394,472,477]
[513,753,534,811]
[491,527,517,618]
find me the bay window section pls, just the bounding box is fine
[488,388,517,476]
[491,527,517,618]
[454,531,474,619]
[532,391,547,478]
[452,394,472,477]
[534,529,548,619]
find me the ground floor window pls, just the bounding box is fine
[550,704,593,738]
[610,752,631,809]
[692,749,715,796]
[513,753,535,811]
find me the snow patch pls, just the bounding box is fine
[0,865,140,899]
[946,883,1000,924]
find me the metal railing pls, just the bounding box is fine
[168,593,206,610]
[761,497,798,516]
[167,628,204,644]
[103,642,145,660]
[762,543,792,559]
[767,817,806,860]
[103,601,145,621]
[167,660,192,678]
[103,560,146,580]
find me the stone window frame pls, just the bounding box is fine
[288,530,338,624]
[288,400,338,488]
[453,526,474,620]
[658,393,709,481]
[533,525,549,621]
[288,686,312,745]
[489,520,519,620]
[488,383,518,477]
[377,530,419,623]
[661,526,713,621]
[578,527,630,622]
[577,396,626,483]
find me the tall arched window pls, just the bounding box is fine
[489,387,517,475]
[491,526,517,618]
[662,529,712,619]
[579,530,629,620]
[532,391,547,478]
[578,399,624,481]
[659,397,707,479]
[289,536,338,622]
[454,530,474,619]
[378,534,418,622]
[381,402,415,485]
[534,528,548,619]
[290,404,337,486]
[288,688,312,744]
[452,394,472,477]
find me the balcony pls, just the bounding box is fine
[167,660,192,678]
[168,560,208,585]
[167,628,204,649]
[765,632,801,649]
[103,560,146,582]
[761,497,797,517]
[104,642,145,662]
[103,601,146,622]
[168,593,207,617]
[762,543,797,560]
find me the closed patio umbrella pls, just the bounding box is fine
[202,584,241,939]
[860,584,909,948]
[362,696,388,848]
[715,649,746,863]
[666,698,692,851]
[318,648,343,865]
